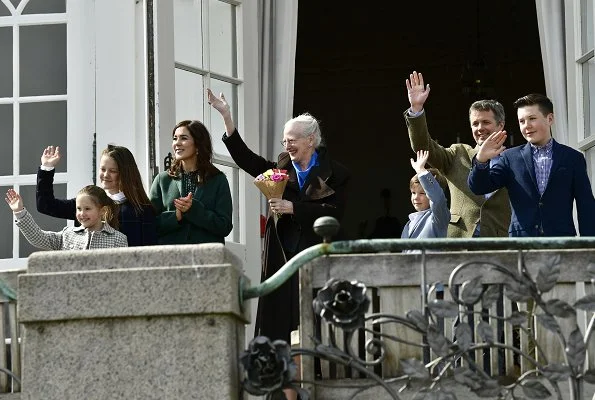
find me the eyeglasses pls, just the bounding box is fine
[280,138,300,147]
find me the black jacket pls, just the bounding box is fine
[36,168,158,247]
[223,130,350,341]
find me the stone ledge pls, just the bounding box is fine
[25,243,241,273]
[18,264,249,323]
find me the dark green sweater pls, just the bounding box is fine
[149,171,233,244]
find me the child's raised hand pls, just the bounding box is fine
[4,189,24,212]
[410,150,429,173]
[41,145,61,168]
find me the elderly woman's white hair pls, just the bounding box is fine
[284,112,323,148]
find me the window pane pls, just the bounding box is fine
[208,0,236,77]
[20,24,66,96]
[18,184,67,257]
[20,101,67,174]
[175,68,204,124]
[22,0,65,14]
[209,79,236,157]
[0,2,10,17]
[0,185,13,258]
[8,0,18,9]
[215,163,237,241]
[586,147,595,186]
[0,27,12,97]
[174,0,203,68]
[584,58,595,137]
[0,105,13,175]
[581,0,594,52]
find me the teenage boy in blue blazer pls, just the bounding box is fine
[468,93,595,237]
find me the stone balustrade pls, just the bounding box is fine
[15,244,248,400]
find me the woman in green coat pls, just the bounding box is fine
[150,120,233,244]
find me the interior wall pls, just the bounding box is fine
[293,1,546,239]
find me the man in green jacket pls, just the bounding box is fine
[403,71,511,238]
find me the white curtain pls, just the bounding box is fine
[258,0,299,161]
[535,0,569,145]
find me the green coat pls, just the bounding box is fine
[149,171,233,244]
[404,110,511,238]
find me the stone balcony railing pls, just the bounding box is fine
[0,243,248,400]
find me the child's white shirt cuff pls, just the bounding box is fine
[14,208,27,219]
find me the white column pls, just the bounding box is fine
[152,0,176,179]
[240,0,266,354]
[66,1,95,197]
[95,0,149,188]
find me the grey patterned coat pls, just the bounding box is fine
[15,210,128,250]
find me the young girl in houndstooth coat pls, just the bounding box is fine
[5,185,128,250]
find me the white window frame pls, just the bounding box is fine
[0,0,93,270]
[154,0,261,273]
[566,0,595,151]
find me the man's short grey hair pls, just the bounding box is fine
[469,99,506,126]
[284,112,323,148]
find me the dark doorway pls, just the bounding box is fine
[293,1,546,239]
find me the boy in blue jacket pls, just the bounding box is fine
[402,150,450,247]
[468,93,595,236]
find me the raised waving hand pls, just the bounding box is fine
[207,89,236,135]
[476,131,508,163]
[41,146,61,168]
[410,150,429,174]
[5,189,24,213]
[405,71,431,113]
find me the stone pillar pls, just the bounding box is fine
[17,244,249,400]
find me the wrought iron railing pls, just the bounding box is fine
[239,217,595,400]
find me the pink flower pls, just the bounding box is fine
[271,173,283,182]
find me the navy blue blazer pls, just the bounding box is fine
[468,140,595,237]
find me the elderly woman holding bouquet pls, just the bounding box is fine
[208,89,350,344]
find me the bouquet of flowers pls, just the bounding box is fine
[254,169,289,201]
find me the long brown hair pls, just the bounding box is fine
[77,185,120,230]
[168,120,221,183]
[102,144,154,214]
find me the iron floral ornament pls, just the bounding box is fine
[240,255,595,399]
[313,278,370,332]
[240,336,308,400]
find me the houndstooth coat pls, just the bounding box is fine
[15,210,128,250]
